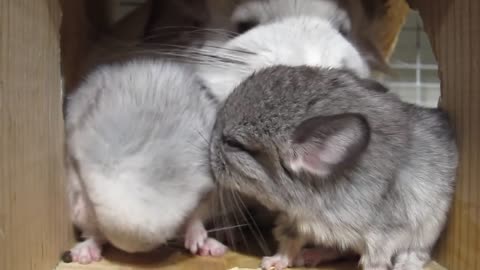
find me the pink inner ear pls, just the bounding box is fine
[304,151,324,167]
[290,114,367,177]
[289,139,348,177]
[289,152,331,177]
[320,136,348,164]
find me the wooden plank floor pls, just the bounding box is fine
[56,247,445,270]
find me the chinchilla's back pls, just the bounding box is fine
[66,60,216,176]
[390,106,458,226]
[65,59,217,252]
[407,106,457,187]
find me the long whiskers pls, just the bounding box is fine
[228,188,251,252]
[144,26,239,38]
[231,190,271,255]
[217,186,238,250]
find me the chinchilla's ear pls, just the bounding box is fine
[289,113,370,177]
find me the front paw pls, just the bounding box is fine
[198,238,228,257]
[184,222,208,254]
[261,255,291,270]
[64,238,102,264]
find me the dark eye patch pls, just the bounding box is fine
[224,136,245,150]
[339,26,349,37]
[222,134,262,160]
[236,20,259,34]
[222,135,252,153]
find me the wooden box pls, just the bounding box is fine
[1,0,478,269]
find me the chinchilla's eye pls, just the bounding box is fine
[222,135,259,157]
[339,27,348,37]
[222,135,247,151]
[236,20,258,34]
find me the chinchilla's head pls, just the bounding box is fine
[230,0,390,70]
[190,0,390,101]
[229,0,389,71]
[209,65,407,210]
[196,14,371,101]
[231,0,351,34]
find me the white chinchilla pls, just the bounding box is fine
[191,0,387,101]
[64,59,227,264]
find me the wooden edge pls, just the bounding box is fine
[54,249,447,270]
[1,0,73,269]
[411,0,480,269]
[405,0,418,9]
[61,0,151,97]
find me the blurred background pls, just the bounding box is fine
[384,10,440,107]
[110,1,441,107]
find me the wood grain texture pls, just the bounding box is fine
[60,0,93,95]
[55,248,445,270]
[373,0,410,59]
[409,0,480,269]
[0,0,74,269]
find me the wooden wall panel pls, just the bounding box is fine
[0,0,74,269]
[409,0,480,269]
[373,0,410,59]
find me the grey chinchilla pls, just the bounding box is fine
[210,65,458,270]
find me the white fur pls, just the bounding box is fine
[196,16,369,101]
[65,60,222,257]
[232,0,351,31]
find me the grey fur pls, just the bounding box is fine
[65,59,226,258]
[210,66,458,270]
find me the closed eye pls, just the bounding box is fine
[222,135,258,156]
[222,136,249,152]
[223,136,246,151]
[236,20,259,34]
[339,27,349,37]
